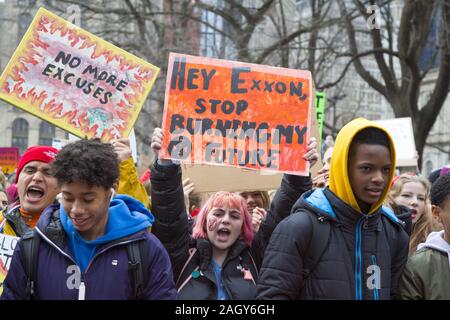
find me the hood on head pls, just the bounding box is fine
[329,118,396,214]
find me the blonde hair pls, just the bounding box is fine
[387,174,432,255]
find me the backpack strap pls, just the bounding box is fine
[176,247,197,287]
[126,240,148,300]
[302,212,331,284]
[20,229,40,300]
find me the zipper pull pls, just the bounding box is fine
[78,281,86,300]
[363,216,369,229]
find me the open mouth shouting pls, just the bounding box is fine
[25,185,46,203]
[217,227,231,242]
[410,208,417,221]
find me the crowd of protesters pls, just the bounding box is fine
[0,117,449,300]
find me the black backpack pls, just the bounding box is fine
[20,229,149,300]
[301,211,331,286]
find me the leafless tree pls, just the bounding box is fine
[34,0,449,170]
[337,0,450,168]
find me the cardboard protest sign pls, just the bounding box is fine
[375,117,417,167]
[0,147,20,175]
[181,90,320,193]
[0,8,159,141]
[161,53,313,175]
[0,233,20,295]
[181,164,283,193]
[315,92,325,145]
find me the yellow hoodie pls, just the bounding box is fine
[329,118,396,214]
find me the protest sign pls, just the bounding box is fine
[181,91,320,193]
[375,117,417,167]
[0,148,20,175]
[161,53,313,175]
[181,164,283,193]
[0,8,159,141]
[52,137,70,150]
[0,233,20,295]
[315,91,325,145]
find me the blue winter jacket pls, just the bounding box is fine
[1,195,177,300]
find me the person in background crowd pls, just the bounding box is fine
[5,184,18,205]
[1,139,176,300]
[0,141,151,237]
[113,139,150,209]
[397,172,450,299]
[0,170,8,192]
[0,190,8,213]
[0,146,59,237]
[387,174,435,255]
[239,190,271,233]
[182,178,203,219]
[312,145,333,189]
[256,118,409,300]
[149,128,318,300]
[428,165,450,186]
[321,135,334,159]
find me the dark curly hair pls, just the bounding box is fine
[430,172,450,207]
[51,138,119,189]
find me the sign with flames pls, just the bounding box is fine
[0,8,159,140]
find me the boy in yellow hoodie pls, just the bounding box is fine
[256,118,409,300]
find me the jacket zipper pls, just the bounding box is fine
[36,227,145,299]
[355,217,364,300]
[35,227,77,263]
[83,238,142,272]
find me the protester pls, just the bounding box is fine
[0,190,8,213]
[113,139,150,209]
[0,141,150,237]
[1,139,176,300]
[387,174,433,255]
[150,128,318,300]
[428,165,450,186]
[0,146,59,236]
[239,191,270,233]
[182,177,202,219]
[397,172,450,299]
[256,118,409,300]
[312,145,333,189]
[0,170,8,192]
[5,184,18,205]
[320,135,334,159]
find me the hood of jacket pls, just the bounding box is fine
[292,188,402,226]
[418,230,450,266]
[59,194,154,271]
[329,118,396,214]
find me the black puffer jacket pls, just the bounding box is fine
[150,160,312,299]
[256,187,409,300]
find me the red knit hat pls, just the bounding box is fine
[15,146,59,183]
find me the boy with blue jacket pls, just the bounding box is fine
[1,139,176,300]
